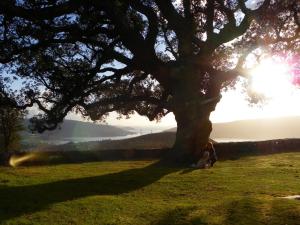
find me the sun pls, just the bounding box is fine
[250,58,294,98]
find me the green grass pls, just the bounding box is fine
[1,153,300,225]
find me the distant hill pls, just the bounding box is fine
[165,116,300,140]
[21,116,300,151]
[55,132,176,151]
[40,132,218,152]
[23,119,134,139]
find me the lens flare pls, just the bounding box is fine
[287,54,300,86]
[9,153,38,167]
[250,58,294,98]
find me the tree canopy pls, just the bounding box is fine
[0,0,299,160]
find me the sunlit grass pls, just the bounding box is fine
[0,153,300,224]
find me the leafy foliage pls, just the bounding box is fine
[0,0,298,132]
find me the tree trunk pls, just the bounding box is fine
[0,151,11,166]
[170,95,220,164]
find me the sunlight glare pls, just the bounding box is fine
[250,58,293,98]
[9,153,38,167]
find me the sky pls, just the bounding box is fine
[68,77,300,129]
[76,0,299,128]
[4,0,300,129]
[67,0,300,128]
[75,89,300,128]
[67,55,300,128]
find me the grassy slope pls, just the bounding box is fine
[1,153,300,225]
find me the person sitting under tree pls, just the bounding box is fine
[191,142,217,169]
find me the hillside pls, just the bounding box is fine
[23,119,134,139]
[21,116,300,151]
[38,132,223,153]
[41,132,176,151]
[166,117,300,140]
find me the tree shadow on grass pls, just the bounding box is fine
[0,161,181,222]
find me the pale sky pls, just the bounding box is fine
[67,56,300,128]
[68,83,300,128]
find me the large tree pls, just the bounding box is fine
[0,0,299,162]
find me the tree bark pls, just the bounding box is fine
[170,94,221,164]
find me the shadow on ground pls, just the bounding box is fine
[1,162,300,224]
[0,162,180,222]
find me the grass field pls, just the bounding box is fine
[1,153,300,225]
